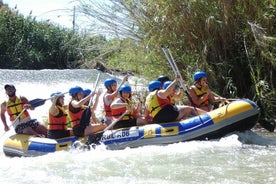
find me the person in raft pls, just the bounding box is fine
[1,84,47,137]
[188,71,226,111]
[110,84,147,129]
[47,92,73,139]
[102,75,128,125]
[68,86,106,137]
[144,76,206,124]
[162,80,206,117]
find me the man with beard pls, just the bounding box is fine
[0,84,47,137]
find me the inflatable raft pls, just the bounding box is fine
[3,99,259,157]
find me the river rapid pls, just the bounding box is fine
[0,69,275,184]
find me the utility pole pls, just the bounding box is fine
[73,6,75,31]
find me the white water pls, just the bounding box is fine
[0,69,275,184]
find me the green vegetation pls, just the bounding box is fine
[77,0,275,124]
[0,4,105,69]
[0,1,275,124]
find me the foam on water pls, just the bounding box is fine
[0,69,275,184]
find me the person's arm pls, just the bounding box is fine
[49,95,59,116]
[159,76,180,99]
[90,89,102,124]
[106,75,128,101]
[209,90,226,103]
[71,91,95,108]
[0,102,9,131]
[188,87,202,107]
[21,96,35,110]
[173,88,184,100]
[110,98,128,109]
[90,88,102,112]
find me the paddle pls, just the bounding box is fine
[0,109,27,139]
[161,46,196,107]
[79,72,101,127]
[29,92,68,108]
[86,110,128,145]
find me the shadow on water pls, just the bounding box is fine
[236,130,276,146]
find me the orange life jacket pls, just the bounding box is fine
[48,106,68,130]
[111,98,133,121]
[68,101,83,128]
[103,101,112,116]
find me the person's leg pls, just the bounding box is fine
[176,106,193,120]
[35,124,48,137]
[84,124,107,136]
[177,106,207,120]
[137,117,147,126]
[22,127,40,136]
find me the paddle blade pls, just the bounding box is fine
[29,98,46,108]
[79,108,91,127]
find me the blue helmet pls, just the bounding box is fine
[157,75,170,84]
[163,81,179,90]
[104,78,117,88]
[83,89,91,97]
[119,84,131,93]
[69,86,83,96]
[50,92,64,102]
[148,80,162,92]
[193,71,207,81]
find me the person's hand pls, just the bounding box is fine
[53,94,59,102]
[96,88,103,96]
[122,75,128,83]
[206,88,211,96]
[23,104,32,109]
[175,75,180,82]
[219,97,227,102]
[4,125,9,132]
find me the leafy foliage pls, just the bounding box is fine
[78,0,275,122]
[0,6,83,69]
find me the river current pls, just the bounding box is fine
[0,69,275,184]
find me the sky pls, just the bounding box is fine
[3,0,79,29]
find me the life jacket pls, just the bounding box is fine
[68,101,83,128]
[48,106,68,130]
[146,90,171,118]
[190,85,209,107]
[6,97,30,121]
[168,95,176,105]
[103,100,112,116]
[111,98,133,121]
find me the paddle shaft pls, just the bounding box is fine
[0,109,26,139]
[29,91,68,108]
[161,46,196,107]
[88,72,101,107]
[104,110,128,131]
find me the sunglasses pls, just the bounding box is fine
[5,87,15,91]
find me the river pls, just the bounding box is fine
[0,69,275,184]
